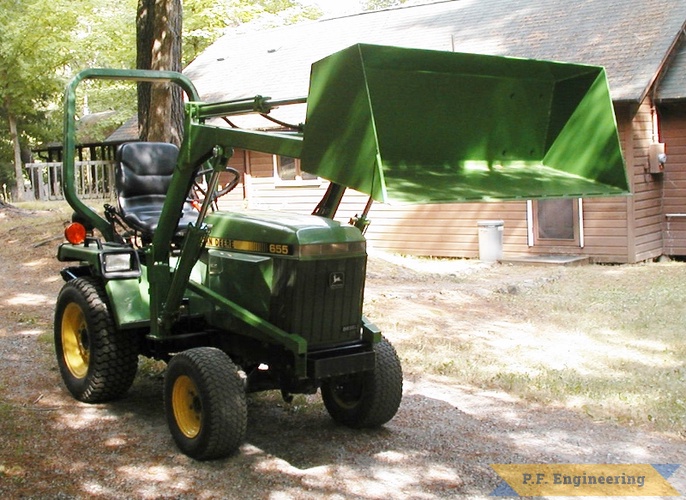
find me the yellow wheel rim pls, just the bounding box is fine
[172,375,202,438]
[61,302,90,379]
[329,375,364,410]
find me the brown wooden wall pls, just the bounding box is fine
[346,198,529,258]
[627,102,665,262]
[659,104,686,255]
[226,152,631,262]
[214,148,247,210]
[216,103,671,263]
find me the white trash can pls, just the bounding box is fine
[477,220,504,262]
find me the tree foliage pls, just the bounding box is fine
[0,0,321,199]
[0,0,78,198]
[0,0,137,199]
[74,1,139,147]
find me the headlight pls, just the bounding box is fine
[99,250,141,278]
[298,241,366,257]
[103,252,133,272]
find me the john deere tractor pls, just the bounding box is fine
[54,44,628,460]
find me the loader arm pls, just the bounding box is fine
[149,101,304,339]
[62,69,307,340]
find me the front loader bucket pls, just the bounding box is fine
[300,44,628,204]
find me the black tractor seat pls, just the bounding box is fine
[115,142,198,239]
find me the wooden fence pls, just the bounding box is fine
[24,161,116,201]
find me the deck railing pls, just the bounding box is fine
[24,161,116,201]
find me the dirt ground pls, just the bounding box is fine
[0,204,684,499]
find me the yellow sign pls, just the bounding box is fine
[490,464,680,496]
[206,237,292,256]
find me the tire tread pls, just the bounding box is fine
[164,347,247,460]
[55,277,138,403]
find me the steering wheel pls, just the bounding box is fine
[190,167,241,211]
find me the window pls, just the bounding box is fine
[274,155,317,182]
[537,198,575,240]
[527,199,584,248]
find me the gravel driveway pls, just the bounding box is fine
[0,206,683,498]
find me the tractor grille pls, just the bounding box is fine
[270,256,366,347]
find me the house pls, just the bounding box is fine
[167,1,686,262]
[655,39,686,256]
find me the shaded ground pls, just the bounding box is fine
[0,205,683,498]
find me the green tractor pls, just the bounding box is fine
[54,44,628,460]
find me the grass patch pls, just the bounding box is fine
[12,200,72,213]
[37,331,54,345]
[137,357,167,379]
[386,261,686,433]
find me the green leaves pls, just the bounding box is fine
[0,0,75,111]
[0,1,136,148]
[0,0,322,195]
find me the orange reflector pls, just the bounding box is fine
[64,223,87,244]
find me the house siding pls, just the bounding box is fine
[659,104,686,256]
[356,200,529,258]
[213,148,248,210]
[579,198,629,263]
[229,142,641,262]
[629,102,664,262]
[242,151,329,212]
[220,100,673,263]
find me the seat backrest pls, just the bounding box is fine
[116,142,179,199]
[115,142,180,234]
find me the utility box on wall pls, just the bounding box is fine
[648,142,666,174]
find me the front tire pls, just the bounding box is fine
[164,347,247,460]
[321,337,403,428]
[54,277,138,403]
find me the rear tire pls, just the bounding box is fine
[321,337,403,428]
[54,277,138,402]
[164,347,247,460]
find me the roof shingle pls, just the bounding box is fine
[184,0,686,105]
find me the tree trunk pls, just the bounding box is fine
[137,0,183,145]
[137,0,153,141]
[8,111,24,202]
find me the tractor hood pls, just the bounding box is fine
[300,44,628,204]
[204,210,366,258]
